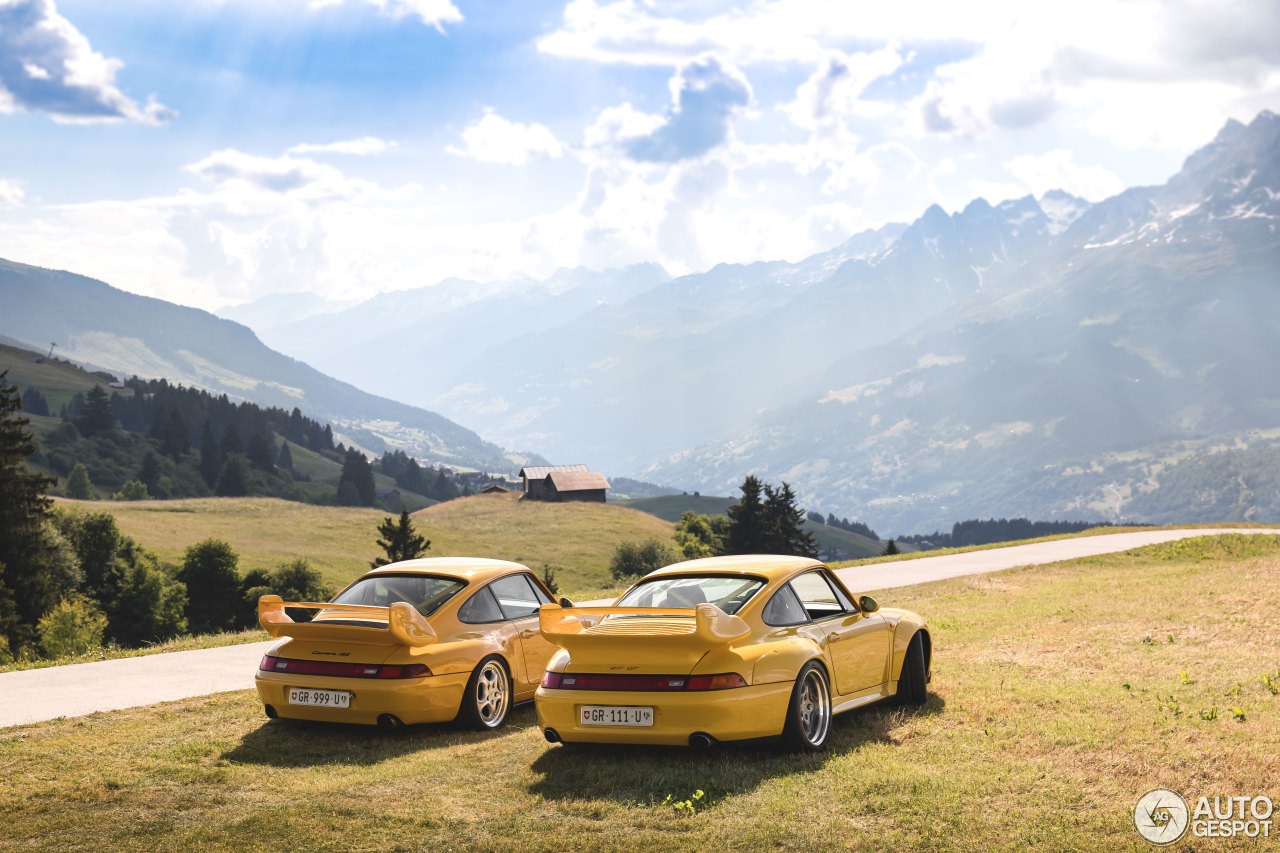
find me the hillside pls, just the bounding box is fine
[64,492,675,596]
[0,260,535,472]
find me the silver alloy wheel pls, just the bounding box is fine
[797,667,831,746]
[474,660,509,727]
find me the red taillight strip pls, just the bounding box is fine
[259,655,430,679]
[540,671,747,691]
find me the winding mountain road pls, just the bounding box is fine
[1,527,1270,729]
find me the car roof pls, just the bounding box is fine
[361,557,531,584]
[644,554,826,582]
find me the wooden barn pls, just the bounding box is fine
[518,464,609,502]
[543,470,610,503]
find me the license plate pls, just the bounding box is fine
[288,687,351,708]
[580,705,653,726]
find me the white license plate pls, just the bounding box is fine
[580,705,654,726]
[288,687,351,708]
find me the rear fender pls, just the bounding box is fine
[888,613,930,682]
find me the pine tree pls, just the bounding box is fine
[247,433,275,472]
[164,409,190,458]
[725,475,768,554]
[21,388,50,417]
[372,506,430,568]
[0,371,62,649]
[66,463,94,500]
[338,448,376,506]
[882,539,900,556]
[199,420,221,488]
[138,451,162,493]
[76,385,115,437]
[762,481,819,558]
[215,455,250,497]
[220,423,243,456]
[277,440,293,473]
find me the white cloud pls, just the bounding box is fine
[624,55,752,163]
[305,0,461,29]
[287,136,397,156]
[1005,149,1125,201]
[448,110,567,165]
[0,0,174,124]
[185,149,382,201]
[0,178,24,205]
[787,45,904,131]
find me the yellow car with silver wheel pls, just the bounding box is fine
[535,555,931,750]
[254,558,564,730]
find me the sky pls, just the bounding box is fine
[0,0,1277,311]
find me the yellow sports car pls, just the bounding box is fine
[255,558,563,729]
[535,555,931,750]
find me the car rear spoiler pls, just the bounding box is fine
[539,603,750,651]
[257,595,437,647]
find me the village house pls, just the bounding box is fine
[519,464,609,502]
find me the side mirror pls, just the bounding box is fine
[859,595,879,614]
[558,597,574,608]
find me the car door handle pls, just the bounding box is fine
[828,633,843,643]
[520,629,537,638]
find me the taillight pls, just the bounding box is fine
[258,655,431,679]
[686,673,747,690]
[540,671,746,690]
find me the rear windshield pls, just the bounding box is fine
[331,573,466,618]
[614,575,764,615]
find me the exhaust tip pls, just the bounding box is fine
[688,732,714,749]
[543,728,561,744]
[377,714,404,730]
[264,704,278,719]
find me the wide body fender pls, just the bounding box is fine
[882,608,931,683]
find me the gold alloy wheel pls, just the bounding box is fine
[474,659,509,727]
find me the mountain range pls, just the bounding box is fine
[0,259,541,473]
[3,110,1277,532]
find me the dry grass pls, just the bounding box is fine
[2,534,1277,851]
[55,492,674,597]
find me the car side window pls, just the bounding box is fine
[458,586,503,623]
[822,571,856,611]
[761,584,808,626]
[523,573,555,606]
[489,574,542,619]
[790,571,850,621]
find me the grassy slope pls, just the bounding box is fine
[0,341,130,413]
[59,492,674,597]
[619,494,885,558]
[2,534,1276,851]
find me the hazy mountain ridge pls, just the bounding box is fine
[0,259,537,472]
[643,110,1280,531]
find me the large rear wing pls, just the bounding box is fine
[539,603,750,651]
[258,595,437,647]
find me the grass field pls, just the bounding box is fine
[58,492,675,597]
[3,533,1276,852]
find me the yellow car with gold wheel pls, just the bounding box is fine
[255,558,564,730]
[535,555,930,750]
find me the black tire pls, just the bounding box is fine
[455,655,511,730]
[780,661,831,752]
[894,632,928,706]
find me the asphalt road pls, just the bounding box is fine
[0,527,1269,729]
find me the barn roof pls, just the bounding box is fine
[546,471,610,492]
[520,464,589,480]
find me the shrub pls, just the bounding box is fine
[38,597,108,658]
[609,538,677,582]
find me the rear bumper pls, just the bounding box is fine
[255,670,470,726]
[535,681,792,745]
